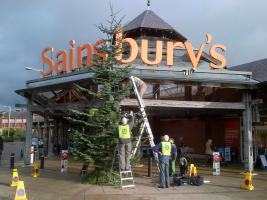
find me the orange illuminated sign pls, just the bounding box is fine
[41,30,226,77]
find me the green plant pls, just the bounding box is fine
[2,128,26,142]
[67,8,132,184]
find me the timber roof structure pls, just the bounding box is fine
[16,65,258,98]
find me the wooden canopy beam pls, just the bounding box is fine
[120,99,245,110]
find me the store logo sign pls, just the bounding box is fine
[40,29,226,77]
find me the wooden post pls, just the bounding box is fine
[185,86,192,101]
[24,96,33,165]
[44,115,54,157]
[153,84,160,99]
[242,91,253,172]
[43,114,49,156]
[48,125,54,157]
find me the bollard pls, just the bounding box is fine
[147,148,152,177]
[32,161,40,178]
[34,149,37,162]
[10,153,15,169]
[40,155,44,169]
[20,149,24,160]
[148,156,152,177]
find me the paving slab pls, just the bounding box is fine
[1,159,267,200]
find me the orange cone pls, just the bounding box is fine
[14,181,28,200]
[10,169,20,187]
[189,164,194,176]
[241,171,254,191]
[193,166,198,176]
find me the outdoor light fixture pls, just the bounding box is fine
[25,67,43,78]
[25,67,42,72]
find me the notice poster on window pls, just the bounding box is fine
[224,118,240,160]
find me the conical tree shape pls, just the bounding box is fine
[67,9,132,184]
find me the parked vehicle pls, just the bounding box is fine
[32,138,44,149]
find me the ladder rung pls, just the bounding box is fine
[120,170,132,173]
[121,177,134,180]
[122,184,135,188]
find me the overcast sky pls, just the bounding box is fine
[0,0,267,107]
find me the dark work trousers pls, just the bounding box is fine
[119,142,132,171]
[159,156,170,188]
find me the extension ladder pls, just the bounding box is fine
[130,76,159,169]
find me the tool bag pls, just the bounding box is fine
[173,173,191,186]
[190,175,204,186]
[173,176,182,186]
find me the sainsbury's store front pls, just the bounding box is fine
[16,9,258,171]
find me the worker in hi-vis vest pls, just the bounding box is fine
[118,111,135,171]
[132,76,147,99]
[153,135,177,189]
[121,76,147,99]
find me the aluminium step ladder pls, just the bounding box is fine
[130,76,159,170]
[120,167,135,189]
[110,142,135,189]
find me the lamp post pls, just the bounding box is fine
[25,67,43,78]
[2,105,11,137]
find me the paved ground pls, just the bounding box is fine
[1,158,267,200]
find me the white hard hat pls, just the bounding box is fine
[122,117,128,125]
[163,135,169,141]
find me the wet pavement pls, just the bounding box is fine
[0,158,267,200]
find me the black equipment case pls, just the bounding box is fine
[190,176,204,186]
[173,173,204,186]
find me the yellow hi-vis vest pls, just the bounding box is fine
[133,76,141,82]
[118,124,131,139]
[161,142,171,156]
[133,76,144,87]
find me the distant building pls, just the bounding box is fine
[0,111,27,129]
[0,111,43,129]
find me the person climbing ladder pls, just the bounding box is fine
[132,76,147,99]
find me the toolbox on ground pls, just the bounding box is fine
[173,173,204,186]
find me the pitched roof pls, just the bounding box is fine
[1,111,27,119]
[123,10,187,41]
[230,58,267,82]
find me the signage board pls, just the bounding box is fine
[61,150,69,172]
[213,152,220,176]
[39,30,227,77]
[259,155,267,170]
